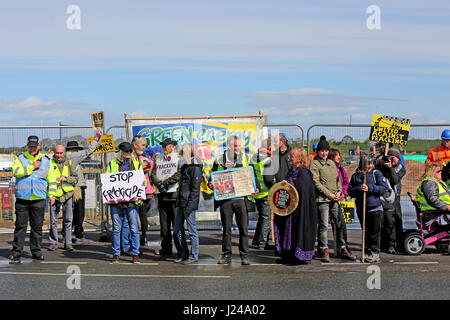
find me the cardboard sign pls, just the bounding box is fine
[268,181,299,216]
[91,111,104,129]
[155,152,179,194]
[100,170,146,204]
[370,114,411,146]
[211,166,256,201]
[87,134,116,154]
[339,200,355,224]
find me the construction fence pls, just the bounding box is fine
[0,122,448,233]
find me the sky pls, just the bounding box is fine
[1,0,449,130]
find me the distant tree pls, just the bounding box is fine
[341,135,353,144]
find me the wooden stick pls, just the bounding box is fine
[362,172,367,263]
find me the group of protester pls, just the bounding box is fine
[8,128,450,266]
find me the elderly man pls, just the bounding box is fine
[47,145,78,252]
[426,129,450,166]
[66,129,102,244]
[9,136,51,264]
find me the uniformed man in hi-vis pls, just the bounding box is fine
[9,136,51,264]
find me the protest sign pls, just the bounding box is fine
[339,200,355,224]
[91,111,104,129]
[369,114,411,146]
[100,170,146,204]
[87,134,116,154]
[84,179,97,209]
[155,152,179,194]
[268,181,299,216]
[211,166,256,201]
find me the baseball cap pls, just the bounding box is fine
[160,138,178,148]
[27,136,39,147]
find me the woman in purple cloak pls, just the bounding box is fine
[273,148,318,265]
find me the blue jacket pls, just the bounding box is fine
[348,169,388,212]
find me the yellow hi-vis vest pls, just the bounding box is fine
[48,159,75,199]
[249,156,270,200]
[416,177,450,212]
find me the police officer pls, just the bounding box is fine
[9,136,51,264]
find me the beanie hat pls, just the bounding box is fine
[316,136,330,152]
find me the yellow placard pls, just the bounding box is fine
[91,111,104,129]
[339,200,355,224]
[87,134,115,154]
[370,114,411,146]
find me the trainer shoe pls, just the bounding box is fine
[366,252,380,263]
[74,237,92,244]
[181,259,198,265]
[47,244,58,251]
[8,254,21,264]
[112,255,120,264]
[241,256,251,265]
[340,247,356,261]
[322,249,330,263]
[387,246,396,254]
[32,254,45,261]
[217,255,231,265]
[64,244,74,252]
[133,255,141,264]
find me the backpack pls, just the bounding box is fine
[373,170,396,209]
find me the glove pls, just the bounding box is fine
[157,181,167,193]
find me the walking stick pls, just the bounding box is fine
[362,172,367,263]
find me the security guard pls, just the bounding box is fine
[47,145,78,252]
[9,136,51,264]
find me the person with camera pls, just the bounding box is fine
[375,148,406,254]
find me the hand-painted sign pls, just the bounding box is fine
[101,170,146,204]
[268,181,299,216]
[155,152,178,194]
[370,114,411,146]
[91,111,104,129]
[87,134,116,154]
[339,200,355,224]
[211,166,256,201]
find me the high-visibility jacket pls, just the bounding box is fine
[106,157,146,205]
[249,156,271,200]
[216,153,249,171]
[13,152,51,200]
[416,178,450,212]
[47,159,75,199]
[426,145,450,166]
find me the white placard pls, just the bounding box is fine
[155,152,178,194]
[100,170,146,204]
[85,179,97,209]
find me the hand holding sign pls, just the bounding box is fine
[100,170,146,204]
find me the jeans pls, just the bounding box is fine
[12,198,46,257]
[122,199,152,250]
[317,201,347,251]
[49,198,73,245]
[252,198,271,246]
[111,206,140,256]
[173,207,199,261]
[220,199,249,257]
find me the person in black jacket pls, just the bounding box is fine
[265,133,292,188]
[376,148,406,254]
[348,154,388,263]
[173,143,203,264]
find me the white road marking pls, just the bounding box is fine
[0,271,230,279]
[41,261,88,265]
[393,262,438,265]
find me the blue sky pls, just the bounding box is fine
[1,0,449,129]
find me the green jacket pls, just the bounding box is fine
[310,158,342,202]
